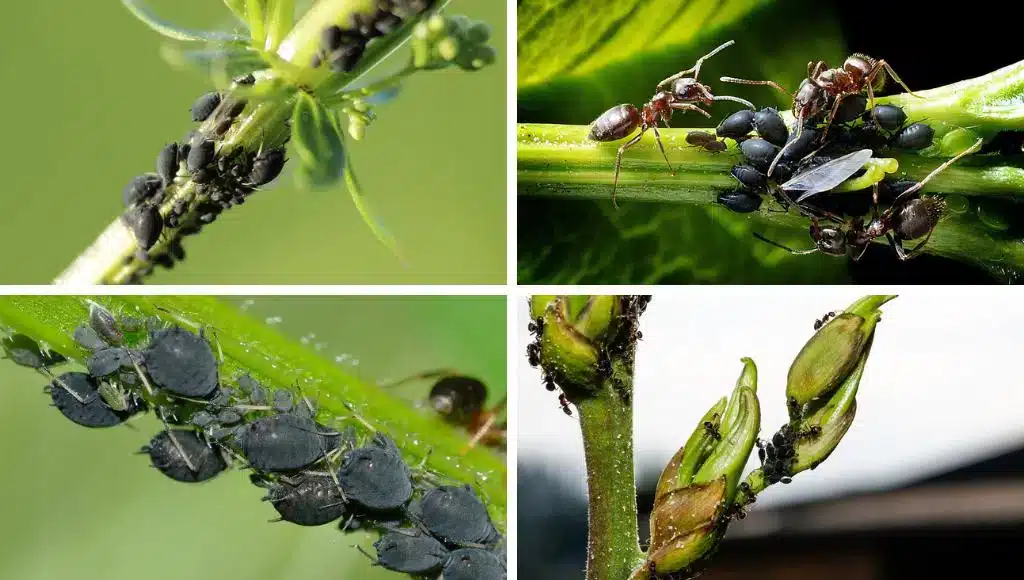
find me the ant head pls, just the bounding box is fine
[669,77,714,105]
[813,224,847,256]
[429,376,487,425]
[844,53,875,82]
[793,79,829,121]
[894,197,945,241]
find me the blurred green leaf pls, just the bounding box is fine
[159,45,269,80]
[292,92,346,188]
[248,0,268,46]
[344,144,405,264]
[223,0,249,25]
[122,0,248,43]
[266,0,296,51]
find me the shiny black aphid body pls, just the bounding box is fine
[717,190,763,213]
[156,143,179,185]
[143,327,218,398]
[247,148,287,187]
[443,548,507,580]
[418,485,497,545]
[86,347,133,377]
[48,372,140,428]
[337,432,413,511]
[143,429,228,483]
[2,333,65,368]
[731,164,767,191]
[187,139,216,174]
[866,104,906,130]
[123,205,164,251]
[235,413,337,472]
[781,126,821,161]
[716,109,755,139]
[752,108,788,147]
[832,94,867,124]
[123,174,164,208]
[264,474,347,526]
[373,529,450,574]
[892,122,934,149]
[190,92,222,122]
[740,138,781,173]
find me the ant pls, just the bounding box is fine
[754,138,982,261]
[378,369,506,452]
[703,413,722,441]
[686,130,728,153]
[558,393,573,417]
[588,40,755,208]
[722,53,922,176]
[814,311,838,330]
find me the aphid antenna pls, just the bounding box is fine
[752,232,820,255]
[340,400,377,431]
[890,137,983,205]
[657,39,737,89]
[376,368,461,389]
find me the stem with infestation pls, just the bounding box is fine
[578,362,645,580]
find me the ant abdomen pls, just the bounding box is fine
[588,104,641,142]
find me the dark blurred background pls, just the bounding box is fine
[518,0,1024,284]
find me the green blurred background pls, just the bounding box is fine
[0,295,506,580]
[0,0,505,284]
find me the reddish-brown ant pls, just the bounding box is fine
[588,40,755,207]
[754,138,982,261]
[378,369,506,452]
[558,392,573,416]
[722,53,922,176]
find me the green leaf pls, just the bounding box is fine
[159,45,268,83]
[247,0,268,47]
[291,92,346,188]
[122,0,249,43]
[222,0,249,25]
[518,0,771,91]
[343,144,407,264]
[265,0,296,52]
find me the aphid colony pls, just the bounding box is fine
[120,73,287,283]
[310,0,438,71]
[2,303,506,579]
[588,43,986,262]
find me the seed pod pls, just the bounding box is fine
[787,296,894,416]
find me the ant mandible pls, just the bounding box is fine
[588,40,755,208]
[722,53,922,177]
[378,369,506,453]
[755,138,982,261]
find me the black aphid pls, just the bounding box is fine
[86,347,133,377]
[187,139,216,174]
[235,413,339,472]
[337,432,413,511]
[833,94,868,124]
[780,126,821,161]
[144,327,219,398]
[717,190,763,213]
[233,73,256,85]
[330,43,366,73]
[753,108,788,147]
[157,143,180,185]
[122,173,164,208]
[892,122,934,149]
[442,548,506,580]
[143,429,228,483]
[190,92,222,122]
[739,138,781,173]
[372,529,450,574]
[264,474,347,526]
[866,104,906,131]
[47,372,139,428]
[122,205,164,251]
[247,148,287,187]
[73,324,108,352]
[273,389,294,412]
[2,333,66,368]
[715,109,755,140]
[322,25,345,51]
[730,164,767,191]
[418,485,498,546]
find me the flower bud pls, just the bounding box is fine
[787,295,894,418]
[529,296,625,392]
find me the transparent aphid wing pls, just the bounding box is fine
[782,149,874,202]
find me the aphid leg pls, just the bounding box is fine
[656,39,736,88]
[611,129,646,209]
[340,400,377,431]
[890,138,984,205]
[752,232,820,255]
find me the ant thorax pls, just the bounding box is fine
[643,93,673,124]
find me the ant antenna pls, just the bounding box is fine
[712,94,756,110]
[891,137,984,205]
[657,40,736,88]
[376,368,460,389]
[752,232,820,255]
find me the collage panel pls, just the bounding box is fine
[519,293,1024,579]
[0,295,507,579]
[517,1,1024,284]
[0,1,504,285]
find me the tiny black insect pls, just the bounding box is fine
[187,139,216,174]
[157,143,180,186]
[190,92,222,123]
[442,548,506,580]
[122,173,164,208]
[263,474,347,526]
[717,190,763,213]
[892,122,934,150]
[337,432,413,511]
[417,484,498,546]
[730,164,767,191]
[235,412,339,472]
[2,333,66,368]
[247,148,287,187]
[832,93,868,124]
[371,528,450,574]
[142,429,228,483]
[47,372,141,428]
[122,205,164,251]
[86,347,134,377]
[144,326,219,398]
[739,138,781,173]
[715,109,755,140]
[865,104,906,131]
[752,108,788,147]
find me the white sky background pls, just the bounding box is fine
[517,289,1024,510]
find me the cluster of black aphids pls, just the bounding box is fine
[119,73,287,281]
[712,97,934,215]
[755,424,798,486]
[311,0,437,72]
[2,303,506,579]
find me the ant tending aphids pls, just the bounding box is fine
[588,40,755,208]
[722,53,922,176]
[814,311,838,330]
[378,369,506,453]
[558,392,573,417]
[526,342,540,367]
[703,413,722,441]
[543,373,557,392]
[754,138,983,261]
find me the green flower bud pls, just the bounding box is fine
[787,295,895,418]
[437,37,459,62]
[640,477,726,580]
[693,359,760,503]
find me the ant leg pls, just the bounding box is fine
[460,396,506,454]
[650,125,676,176]
[767,121,801,178]
[376,368,460,389]
[871,183,882,220]
[875,60,923,98]
[656,40,736,88]
[718,77,791,96]
[891,138,984,205]
[612,130,646,209]
[818,94,849,142]
[668,102,712,118]
[894,227,936,260]
[752,232,820,254]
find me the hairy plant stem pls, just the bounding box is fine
[519,60,1024,278]
[0,295,506,529]
[578,359,645,580]
[55,0,441,285]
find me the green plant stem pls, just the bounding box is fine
[577,363,645,580]
[0,295,506,529]
[54,1,443,285]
